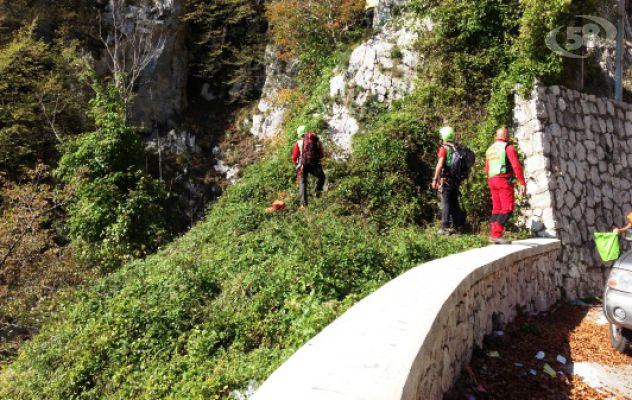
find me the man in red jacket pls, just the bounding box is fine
[292,126,325,207]
[485,127,526,244]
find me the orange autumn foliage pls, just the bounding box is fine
[266,0,365,60]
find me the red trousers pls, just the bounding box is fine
[488,177,514,238]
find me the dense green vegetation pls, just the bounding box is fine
[0,23,90,177]
[0,182,488,398]
[404,0,600,223]
[0,16,97,360]
[0,0,608,398]
[54,83,171,269]
[0,1,175,361]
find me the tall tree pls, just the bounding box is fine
[0,24,91,178]
[183,0,269,102]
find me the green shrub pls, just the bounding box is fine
[55,84,170,269]
[182,0,268,103]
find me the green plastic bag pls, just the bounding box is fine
[594,232,620,262]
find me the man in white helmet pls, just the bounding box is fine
[432,126,466,235]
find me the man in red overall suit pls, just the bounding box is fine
[485,127,526,244]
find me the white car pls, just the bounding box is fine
[604,251,632,354]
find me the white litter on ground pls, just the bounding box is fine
[230,380,258,400]
[572,362,632,398]
[556,355,567,365]
[535,351,545,360]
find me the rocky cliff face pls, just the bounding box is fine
[328,17,428,153]
[250,45,299,140]
[374,0,408,27]
[103,0,429,223]
[251,2,427,155]
[130,0,188,127]
[99,0,188,128]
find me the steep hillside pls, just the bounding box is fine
[0,0,269,358]
[0,0,620,398]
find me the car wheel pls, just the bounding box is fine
[609,323,631,353]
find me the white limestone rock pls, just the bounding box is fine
[250,45,299,139]
[325,16,425,156]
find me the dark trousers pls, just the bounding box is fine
[441,184,465,230]
[300,162,325,206]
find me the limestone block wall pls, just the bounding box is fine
[251,239,562,400]
[514,85,632,297]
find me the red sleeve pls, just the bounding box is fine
[291,143,300,165]
[506,145,526,186]
[437,146,447,159]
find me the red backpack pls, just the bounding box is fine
[302,133,322,163]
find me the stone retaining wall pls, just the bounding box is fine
[514,85,632,297]
[251,239,562,400]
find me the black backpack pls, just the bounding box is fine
[445,143,476,183]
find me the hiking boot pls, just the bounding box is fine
[490,237,512,245]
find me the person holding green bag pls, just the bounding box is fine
[613,212,632,240]
[592,212,632,263]
[595,232,620,262]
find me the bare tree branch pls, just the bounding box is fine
[99,0,166,109]
[38,93,65,144]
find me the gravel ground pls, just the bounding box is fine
[445,303,632,400]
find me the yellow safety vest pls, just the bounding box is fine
[486,141,508,178]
